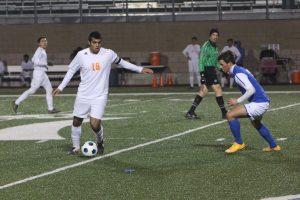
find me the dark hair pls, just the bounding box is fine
[227,38,234,43]
[37,36,46,43]
[209,28,219,36]
[23,54,29,59]
[88,31,102,42]
[192,36,197,40]
[218,51,235,64]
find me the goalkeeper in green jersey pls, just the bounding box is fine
[186,28,227,119]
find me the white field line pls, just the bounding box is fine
[0,102,299,190]
[106,137,181,141]
[35,140,49,144]
[0,91,300,98]
[106,97,169,108]
[216,138,226,142]
[261,194,300,200]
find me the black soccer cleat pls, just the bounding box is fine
[48,108,60,114]
[97,141,104,155]
[222,111,228,119]
[12,101,18,114]
[68,147,80,155]
[185,111,199,119]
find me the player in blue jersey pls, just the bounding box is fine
[218,51,281,153]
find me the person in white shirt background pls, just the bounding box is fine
[0,58,5,87]
[221,38,241,88]
[20,54,34,87]
[53,31,153,155]
[13,36,59,114]
[182,36,201,88]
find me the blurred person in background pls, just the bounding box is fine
[182,36,201,89]
[0,57,5,86]
[221,38,241,88]
[20,54,34,87]
[12,36,59,114]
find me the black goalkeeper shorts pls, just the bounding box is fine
[203,67,220,86]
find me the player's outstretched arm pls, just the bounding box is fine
[52,88,62,96]
[116,58,153,74]
[141,68,153,74]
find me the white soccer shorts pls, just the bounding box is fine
[73,95,108,120]
[244,102,269,120]
[31,69,52,89]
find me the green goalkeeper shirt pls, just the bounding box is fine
[199,40,220,72]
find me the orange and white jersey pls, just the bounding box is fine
[58,47,142,100]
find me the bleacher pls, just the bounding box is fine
[0,0,290,17]
[1,65,80,87]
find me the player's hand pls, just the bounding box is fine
[52,88,61,96]
[227,98,238,106]
[141,68,154,74]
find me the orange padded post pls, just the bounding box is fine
[167,73,173,86]
[159,74,164,87]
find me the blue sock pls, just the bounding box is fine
[256,123,277,148]
[228,119,243,144]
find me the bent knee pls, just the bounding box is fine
[199,87,208,96]
[73,117,83,127]
[226,111,235,120]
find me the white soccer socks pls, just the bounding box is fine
[71,125,82,150]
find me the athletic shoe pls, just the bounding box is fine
[48,108,60,114]
[185,112,199,119]
[68,147,80,155]
[263,145,281,152]
[225,142,246,153]
[12,101,18,114]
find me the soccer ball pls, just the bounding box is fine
[81,141,98,157]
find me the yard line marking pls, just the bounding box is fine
[106,97,169,108]
[0,120,226,190]
[0,117,129,141]
[276,138,287,141]
[216,138,226,142]
[0,91,300,97]
[0,102,299,190]
[106,137,181,141]
[0,97,164,120]
[35,140,49,143]
[261,194,300,200]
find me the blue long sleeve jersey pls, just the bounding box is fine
[230,65,270,103]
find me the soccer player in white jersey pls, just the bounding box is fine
[53,31,153,155]
[220,38,241,88]
[13,36,59,114]
[182,36,201,88]
[218,51,280,153]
